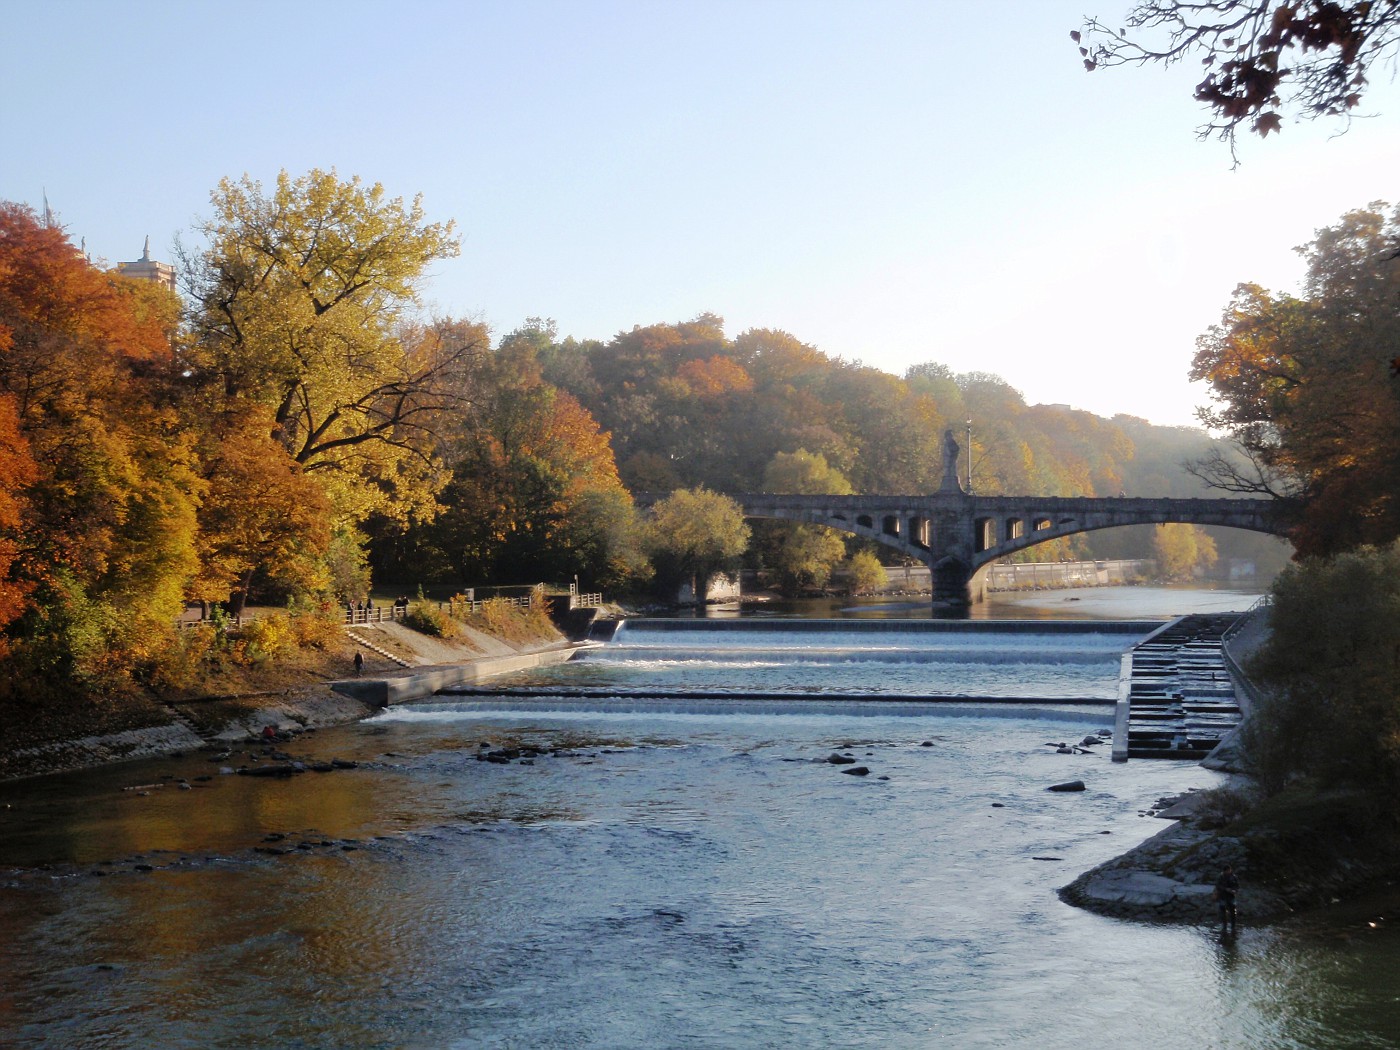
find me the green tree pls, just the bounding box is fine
[644,488,750,602]
[755,450,852,596]
[845,548,889,596]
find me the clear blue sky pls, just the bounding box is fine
[4,1,1397,426]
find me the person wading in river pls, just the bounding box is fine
[1215,864,1239,931]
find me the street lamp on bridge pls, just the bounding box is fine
[965,419,973,494]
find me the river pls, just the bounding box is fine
[5,585,1400,1049]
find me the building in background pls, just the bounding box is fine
[116,236,175,292]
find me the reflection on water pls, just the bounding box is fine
[5,707,1400,1048]
[681,583,1264,622]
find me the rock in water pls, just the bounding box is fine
[1047,780,1086,792]
[840,766,871,776]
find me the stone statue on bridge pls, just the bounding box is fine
[939,428,963,494]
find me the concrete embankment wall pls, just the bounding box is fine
[986,560,1149,592]
[330,644,591,707]
[833,559,1148,595]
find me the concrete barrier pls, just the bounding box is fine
[330,643,597,707]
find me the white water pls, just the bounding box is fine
[491,620,1151,701]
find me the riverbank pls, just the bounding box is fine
[1059,606,1400,925]
[1059,785,1400,924]
[0,618,571,783]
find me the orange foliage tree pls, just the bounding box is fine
[421,335,646,588]
[1191,203,1400,555]
[0,393,37,650]
[0,202,199,687]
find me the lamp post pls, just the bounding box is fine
[965,419,973,494]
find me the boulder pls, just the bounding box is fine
[1047,780,1086,792]
[237,764,302,778]
[840,766,871,776]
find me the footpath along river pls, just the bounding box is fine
[5,585,1400,1049]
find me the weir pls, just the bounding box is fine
[442,616,1160,706]
[611,618,1158,637]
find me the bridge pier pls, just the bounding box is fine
[929,555,972,614]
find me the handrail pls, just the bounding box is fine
[174,581,600,630]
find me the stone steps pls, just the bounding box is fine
[345,629,413,669]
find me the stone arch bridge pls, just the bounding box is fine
[656,490,1283,610]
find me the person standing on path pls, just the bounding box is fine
[353,650,364,676]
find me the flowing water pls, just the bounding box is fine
[5,587,1400,1049]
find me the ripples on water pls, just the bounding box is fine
[5,610,1400,1048]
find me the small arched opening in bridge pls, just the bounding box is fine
[973,517,995,553]
[907,516,931,551]
[1005,517,1025,541]
[857,514,874,530]
[882,515,902,539]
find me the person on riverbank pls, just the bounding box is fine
[1215,864,1239,930]
[353,650,364,676]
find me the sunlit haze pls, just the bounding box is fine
[5,0,1397,427]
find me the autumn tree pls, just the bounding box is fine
[754,450,852,596]
[181,169,477,527]
[0,395,36,649]
[1191,203,1400,555]
[189,406,334,614]
[644,488,750,602]
[1075,1,1400,152]
[411,333,647,590]
[0,203,199,688]
[1152,523,1220,579]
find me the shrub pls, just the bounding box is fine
[1191,785,1258,830]
[238,613,295,663]
[142,625,219,693]
[404,599,460,639]
[845,550,888,595]
[287,600,343,650]
[1246,544,1400,797]
[463,598,557,646]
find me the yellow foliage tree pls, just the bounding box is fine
[1152,523,1219,581]
[183,169,476,526]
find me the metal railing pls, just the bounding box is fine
[175,582,604,630]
